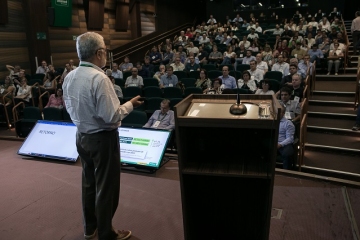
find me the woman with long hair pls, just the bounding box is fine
[195,69,212,92]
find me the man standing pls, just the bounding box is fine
[143,99,175,130]
[62,32,143,240]
[351,11,360,55]
[278,107,295,170]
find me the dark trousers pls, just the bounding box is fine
[356,106,360,124]
[278,144,294,170]
[76,129,120,240]
[353,31,360,54]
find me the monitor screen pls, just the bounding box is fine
[118,127,172,169]
[18,120,79,162]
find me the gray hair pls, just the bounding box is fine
[292,73,302,81]
[161,99,171,107]
[105,69,112,76]
[76,32,104,61]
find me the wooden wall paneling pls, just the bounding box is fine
[115,1,129,31]
[0,0,30,80]
[129,0,141,39]
[88,0,105,29]
[22,0,52,75]
[0,0,9,24]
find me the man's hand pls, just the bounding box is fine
[129,95,144,108]
[277,143,282,149]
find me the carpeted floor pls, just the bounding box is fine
[0,140,359,240]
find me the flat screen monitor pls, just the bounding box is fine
[118,127,172,170]
[18,120,79,162]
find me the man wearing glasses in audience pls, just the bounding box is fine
[143,99,175,130]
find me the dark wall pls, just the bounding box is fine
[155,0,206,32]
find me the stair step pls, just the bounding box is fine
[311,94,355,102]
[308,117,355,129]
[308,105,356,115]
[302,149,360,179]
[314,80,356,92]
[306,131,360,150]
[309,99,354,107]
[307,125,360,136]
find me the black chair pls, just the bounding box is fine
[208,70,222,80]
[15,106,42,138]
[202,64,217,72]
[62,108,72,122]
[181,78,197,88]
[143,86,162,98]
[114,78,125,87]
[145,97,164,117]
[163,87,183,99]
[169,98,183,110]
[43,107,63,121]
[143,78,159,88]
[123,71,132,81]
[219,64,234,71]
[264,71,283,82]
[229,70,242,79]
[188,71,200,79]
[184,87,203,98]
[236,64,250,72]
[123,87,142,101]
[31,73,45,80]
[121,111,148,128]
[173,71,187,80]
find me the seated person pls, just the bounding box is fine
[153,64,166,82]
[248,60,264,84]
[352,106,360,131]
[119,56,133,73]
[143,99,175,130]
[170,57,185,71]
[143,56,154,75]
[125,67,144,88]
[278,106,295,170]
[279,87,301,122]
[6,64,21,81]
[307,44,324,63]
[290,74,304,102]
[184,56,200,72]
[36,60,49,74]
[237,71,257,93]
[136,62,150,78]
[327,42,344,76]
[221,45,236,65]
[208,46,223,65]
[15,78,32,105]
[59,63,72,86]
[160,66,178,88]
[149,46,162,64]
[45,88,64,108]
[218,66,237,89]
[160,46,174,65]
[242,50,256,65]
[197,46,208,65]
[110,76,123,99]
[255,79,275,95]
[271,54,290,77]
[280,64,299,88]
[0,76,16,106]
[111,63,123,79]
[255,53,268,74]
[204,78,222,94]
[195,69,212,92]
[42,70,59,94]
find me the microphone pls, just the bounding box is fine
[229,78,247,115]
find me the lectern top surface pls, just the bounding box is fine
[185,102,274,119]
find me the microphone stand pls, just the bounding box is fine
[229,79,247,115]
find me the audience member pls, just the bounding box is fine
[208,46,223,65]
[195,69,212,92]
[237,71,257,93]
[111,63,123,79]
[125,67,144,88]
[170,57,185,71]
[45,88,64,108]
[248,60,264,84]
[153,64,166,82]
[327,43,344,75]
[218,66,236,89]
[278,107,295,170]
[255,79,275,95]
[242,50,256,65]
[143,57,154,75]
[160,66,178,88]
[279,87,301,122]
[271,54,290,77]
[36,60,49,74]
[184,56,200,72]
[119,56,133,73]
[149,46,162,64]
[204,78,222,94]
[143,99,175,130]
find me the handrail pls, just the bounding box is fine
[0,91,13,129]
[299,113,307,170]
[30,82,40,107]
[110,18,197,64]
[39,91,49,111]
[12,101,25,124]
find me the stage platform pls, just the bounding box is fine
[0,140,359,240]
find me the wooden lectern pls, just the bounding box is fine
[174,94,282,240]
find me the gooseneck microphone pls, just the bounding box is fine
[229,78,247,115]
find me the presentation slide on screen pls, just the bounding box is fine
[18,120,78,161]
[118,127,171,168]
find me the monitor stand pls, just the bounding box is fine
[121,156,170,174]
